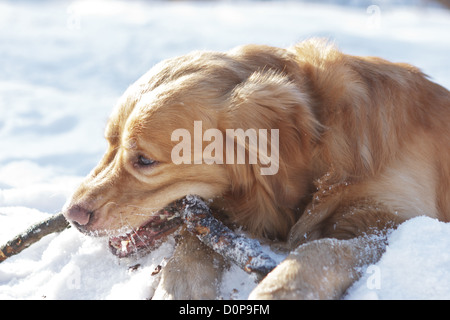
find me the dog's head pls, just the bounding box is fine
[63,44,320,256]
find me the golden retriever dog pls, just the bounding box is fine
[63,39,450,299]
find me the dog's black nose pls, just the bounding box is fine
[64,205,92,226]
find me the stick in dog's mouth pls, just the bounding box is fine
[108,195,278,277]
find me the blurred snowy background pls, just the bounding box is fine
[0,0,449,299]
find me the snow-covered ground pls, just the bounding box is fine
[0,0,449,300]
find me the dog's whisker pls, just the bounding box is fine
[118,210,133,236]
[125,204,161,211]
[130,227,152,250]
[104,201,120,208]
[118,215,152,251]
[123,204,163,218]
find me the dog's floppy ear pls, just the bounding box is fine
[222,69,320,240]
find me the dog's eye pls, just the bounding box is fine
[137,155,156,167]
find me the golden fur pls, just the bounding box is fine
[64,39,450,299]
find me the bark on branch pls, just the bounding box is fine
[174,195,278,277]
[0,213,69,263]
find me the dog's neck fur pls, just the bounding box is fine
[222,41,450,241]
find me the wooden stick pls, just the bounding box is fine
[174,195,278,277]
[0,213,69,263]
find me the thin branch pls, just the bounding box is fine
[0,213,69,263]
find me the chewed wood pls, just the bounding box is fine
[176,195,278,277]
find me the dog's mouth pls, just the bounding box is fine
[108,207,183,258]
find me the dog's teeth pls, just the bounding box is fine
[160,214,167,220]
[167,213,180,220]
[121,240,130,251]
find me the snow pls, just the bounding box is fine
[345,217,450,300]
[1,0,449,300]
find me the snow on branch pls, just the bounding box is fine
[176,195,278,277]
